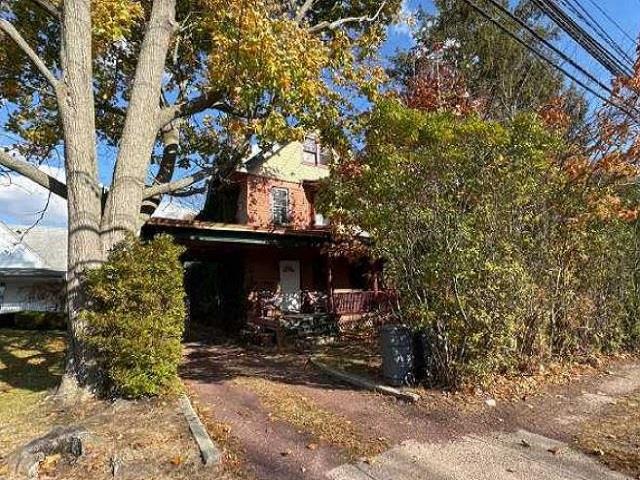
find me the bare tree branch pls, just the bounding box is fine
[140,123,180,218]
[27,0,61,19]
[0,150,68,199]
[167,185,207,197]
[295,0,316,22]
[307,1,387,33]
[0,19,61,90]
[142,170,209,199]
[157,89,224,128]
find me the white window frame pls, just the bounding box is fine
[271,187,290,225]
[302,135,330,167]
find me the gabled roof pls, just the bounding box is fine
[0,222,67,274]
[10,225,67,271]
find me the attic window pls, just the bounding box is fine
[302,135,331,166]
[271,187,290,225]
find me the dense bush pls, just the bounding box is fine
[83,235,186,397]
[324,100,640,387]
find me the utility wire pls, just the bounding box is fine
[583,0,637,46]
[533,0,632,78]
[533,0,631,77]
[482,0,613,96]
[559,0,634,66]
[460,0,640,121]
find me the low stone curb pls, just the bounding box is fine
[179,394,222,467]
[309,357,420,403]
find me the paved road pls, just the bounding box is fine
[184,342,640,480]
[327,430,630,480]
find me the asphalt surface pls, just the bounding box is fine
[327,430,631,480]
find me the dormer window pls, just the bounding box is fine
[302,135,331,167]
[271,187,290,225]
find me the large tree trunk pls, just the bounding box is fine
[140,124,180,220]
[101,0,177,251]
[57,0,104,396]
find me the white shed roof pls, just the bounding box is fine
[0,222,67,273]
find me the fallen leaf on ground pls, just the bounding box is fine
[39,454,61,475]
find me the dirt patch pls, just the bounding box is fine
[0,395,218,480]
[575,392,640,478]
[0,329,226,480]
[187,387,254,479]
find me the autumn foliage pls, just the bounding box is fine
[404,45,483,116]
[323,98,640,387]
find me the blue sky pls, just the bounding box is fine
[384,0,640,107]
[1,0,639,227]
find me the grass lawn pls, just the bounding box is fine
[0,328,66,454]
[0,329,228,479]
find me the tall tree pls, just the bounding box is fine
[0,0,400,395]
[393,0,586,122]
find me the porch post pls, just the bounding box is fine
[372,262,380,294]
[327,253,335,313]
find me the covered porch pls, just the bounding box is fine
[143,218,392,340]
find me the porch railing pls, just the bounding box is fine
[332,290,395,315]
[250,289,395,317]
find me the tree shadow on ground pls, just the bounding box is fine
[0,329,66,393]
[180,330,380,393]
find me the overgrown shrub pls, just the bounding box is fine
[83,235,186,397]
[323,100,640,387]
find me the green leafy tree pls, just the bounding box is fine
[393,0,586,122]
[323,99,637,387]
[0,0,401,395]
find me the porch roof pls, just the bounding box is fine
[144,217,331,248]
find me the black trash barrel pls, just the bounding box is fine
[380,324,414,386]
[414,330,433,384]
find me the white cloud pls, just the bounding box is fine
[0,162,68,227]
[0,154,204,226]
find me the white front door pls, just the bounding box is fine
[279,260,301,312]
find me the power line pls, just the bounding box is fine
[532,0,633,78]
[460,0,639,121]
[559,0,634,66]
[533,0,631,77]
[583,0,637,46]
[482,0,613,96]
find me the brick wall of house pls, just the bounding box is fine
[244,248,322,292]
[242,173,316,229]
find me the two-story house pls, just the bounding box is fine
[144,137,388,334]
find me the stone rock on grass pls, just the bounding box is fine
[7,426,89,479]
